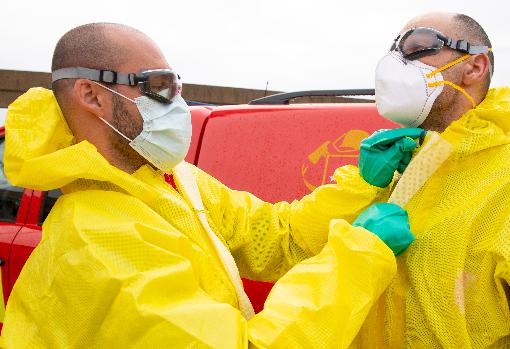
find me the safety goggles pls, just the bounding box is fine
[390,27,492,61]
[52,67,182,104]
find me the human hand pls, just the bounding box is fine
[353,203,415,256]
[358,128,425,187]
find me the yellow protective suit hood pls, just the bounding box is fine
[2,88,397,348]
[352,87,510,348]
[5,88,172,202]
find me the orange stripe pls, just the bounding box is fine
[426,54,471,78]
[427,81,476,108]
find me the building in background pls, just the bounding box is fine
[0,69,374,120]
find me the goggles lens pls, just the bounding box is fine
[400,28,444,59]
[392,27,444,60]
[138,70,182,104]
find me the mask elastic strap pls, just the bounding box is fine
[425,54,471,78]
[92,81,136,104]
[97,116,134,143]
[427,80,476,108]
[92,81,137,141]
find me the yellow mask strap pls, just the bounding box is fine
[427,80,476,108]
[425,54,471,78]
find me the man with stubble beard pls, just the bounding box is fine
[352,12,510,348]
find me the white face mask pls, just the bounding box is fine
[375,51,476,128]
[94,82,192,172]
[375,51,445,127]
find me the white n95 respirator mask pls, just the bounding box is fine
[375,51,475,127]
[94,82,192,172]
[375,51,445,127]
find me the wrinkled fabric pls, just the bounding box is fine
[2,88,395,348]
[352,87,510,348]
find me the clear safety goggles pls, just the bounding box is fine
[52,67,182,104]
[390,27,492,61]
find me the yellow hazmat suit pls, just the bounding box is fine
[2,88,396,348]
[351,87,510,348]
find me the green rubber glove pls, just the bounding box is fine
[353,203,415,256]
[359,128,426,187]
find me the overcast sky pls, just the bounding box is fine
[0,0,508,93]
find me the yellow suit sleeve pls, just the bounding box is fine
[1,191,248,349]
[248,219,396,348]
[2,192,395,349]
[194,165,390,281]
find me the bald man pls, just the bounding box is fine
[1,23,416,348]
[350,13,510,348]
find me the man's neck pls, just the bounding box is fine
[421,102,473,133]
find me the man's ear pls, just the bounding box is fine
[72,80,111,120]
[462,53,490,87]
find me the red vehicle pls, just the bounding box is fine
[0,90,396,326]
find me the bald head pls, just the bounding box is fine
[52,23,135,72]
[51,23,167,109]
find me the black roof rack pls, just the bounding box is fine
[248,89,375,105]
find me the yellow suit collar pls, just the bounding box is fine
[442,87,510,155]
[4,88,171,204]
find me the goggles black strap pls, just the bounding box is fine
[52,67,136,86]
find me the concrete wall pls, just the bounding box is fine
[0,69,372,107]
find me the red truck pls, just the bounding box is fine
[0,89,396,325]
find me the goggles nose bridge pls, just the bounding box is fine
[390,34,401,51]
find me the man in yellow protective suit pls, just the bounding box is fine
[352,12,510,348]
[1,23,417,348]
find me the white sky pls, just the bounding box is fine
[0,0,509,92]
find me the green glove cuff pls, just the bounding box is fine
[362,128,425,148]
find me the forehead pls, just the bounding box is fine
[111,30,170,73]
[400,13,456,38]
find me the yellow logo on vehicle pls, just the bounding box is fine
[301,130,368,191]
